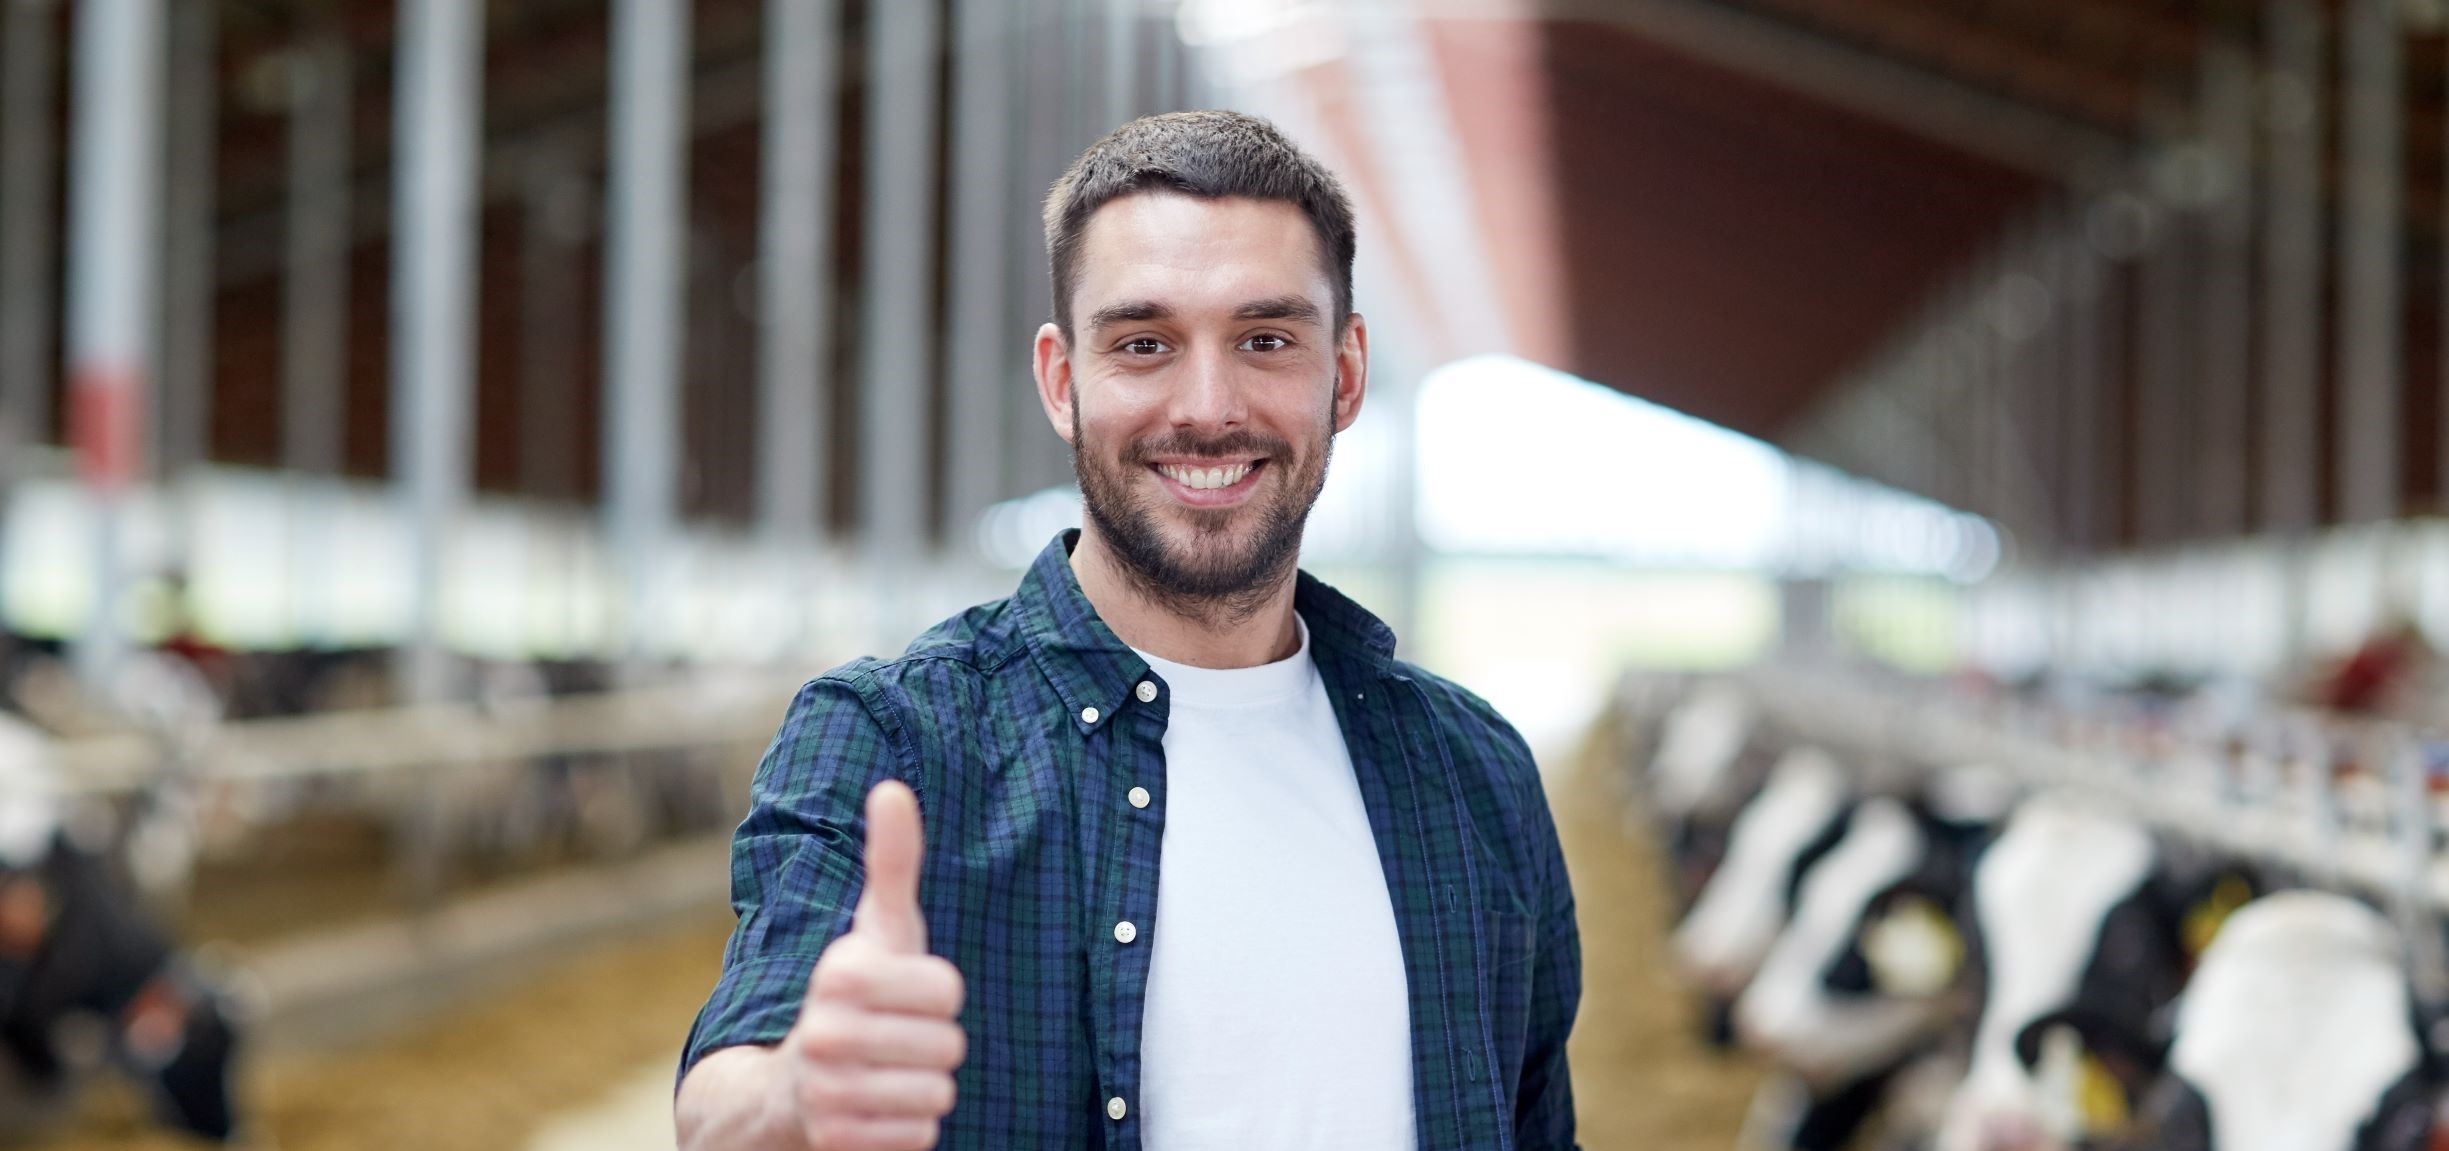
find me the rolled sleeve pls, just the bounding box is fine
[679,670,913,1081]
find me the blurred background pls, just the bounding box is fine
[4,0,2448,1147]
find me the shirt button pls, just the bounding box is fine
[1136,681,1157,703]
[1107,1095,1128,1121]
[1081,706,1100,724]
[1128,786,1150,809]
[1113,920,1137,944]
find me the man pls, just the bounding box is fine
[675,110,1579,1151]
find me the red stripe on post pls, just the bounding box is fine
[69,362,142,492]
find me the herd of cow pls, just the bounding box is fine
[0,635,757,1145]
[1629,677,2449,1151]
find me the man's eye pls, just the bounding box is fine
[1123,338,1167,355]
[1242,334,1289,352]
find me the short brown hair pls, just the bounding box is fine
[1043,110,1357,338]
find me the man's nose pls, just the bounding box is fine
[1168,346,1248,431]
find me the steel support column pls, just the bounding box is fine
[946,0,1013,549]
[757,0,837,542]
[64,0,163,690]
[2195,41,2255,538]
[158,0,216,481]
[2336,0,2401,523]
[2262,0,2323,536]
[391,0,483,702]
[604,0,691,663]
[1,0,60,460]
[859,0,942,602]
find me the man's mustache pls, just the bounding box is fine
[1119,431,1291,464]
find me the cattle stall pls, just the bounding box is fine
[1616,668,2449,1151]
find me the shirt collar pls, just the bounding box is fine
[1013,530,1401,733]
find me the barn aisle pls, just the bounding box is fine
[43,912,734,1151]
[1557,717,1764,1150]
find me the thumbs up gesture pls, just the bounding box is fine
[781,781,968,1149]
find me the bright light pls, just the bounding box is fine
[1413,355,2000,581]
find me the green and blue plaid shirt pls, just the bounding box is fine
[684,531,1581,1149]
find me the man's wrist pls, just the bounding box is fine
[675,1041,805,1151]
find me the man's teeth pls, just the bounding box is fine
[1158,463,1253,491]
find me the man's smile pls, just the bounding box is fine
[1149,458,1268,507]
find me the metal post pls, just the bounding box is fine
[158,0,216,482]
[65,0,164,691]
[2262,0,2323,538]
[2134,173,2191,546]
[758,0,837,543]
[2337,0,2400,524]
[518,142,587,503]
[604,0,690,664]
[284,12,354,647]
[860,0,941,618]
[1105,0,1138,128]
[391,0,483,702]
[946,0,1012,550]
[2,0,61,459]
[1009,0,1072,500]
[1151,0,1180,112]
[2196,41,2254,538]
[284,15,353,481]
[2063,229,2101,554]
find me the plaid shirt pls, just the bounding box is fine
[683,531,1580,1150]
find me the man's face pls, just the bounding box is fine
[1036,192,1366,607]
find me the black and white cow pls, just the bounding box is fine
[2054,891,2440,1151]
[1935,794,2259,1151]
[1643,682,1772,916]
[0,711,245,1143]
[1730,792,1993,1150]
[1672,746,1852,1045]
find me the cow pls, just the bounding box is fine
[1730,791,1994,1150]
[1673,746,1852,1046]
[1642,681,1774,917]
[2039,891,2440,1151]
[1934,794,2260,1151]
[0,710,247,1143]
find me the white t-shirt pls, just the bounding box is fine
[1133,619,1417,1151]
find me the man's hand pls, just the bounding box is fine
[675,781,969,1151]
[775,781,968,1150]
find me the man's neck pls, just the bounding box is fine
[1068,526,1302,670]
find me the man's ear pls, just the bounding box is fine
[1333,312,1368,434]
[1034,321,1077,445]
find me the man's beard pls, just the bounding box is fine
[1071,399,1333,630]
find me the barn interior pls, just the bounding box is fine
[2,0,2445,1147]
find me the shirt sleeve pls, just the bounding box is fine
[1515,748,1583,1150]
[679,670,913,1082]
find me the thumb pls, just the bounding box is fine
[851,780,927,953]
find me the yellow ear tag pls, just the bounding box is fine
[2075,1048,2131,1135]
[2182,876,2255,961]
[1861,896,1964,998]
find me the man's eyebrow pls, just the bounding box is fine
[1233,296,1324,324]
[1085,301,1171,330]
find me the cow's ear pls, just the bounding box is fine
[2013,1006,2171,1140]
[1856,885,1968,998]
[2175,871,2259,963]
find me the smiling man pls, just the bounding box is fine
[674,111,1580,1151]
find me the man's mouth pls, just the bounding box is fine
[1148,459,1266,504]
